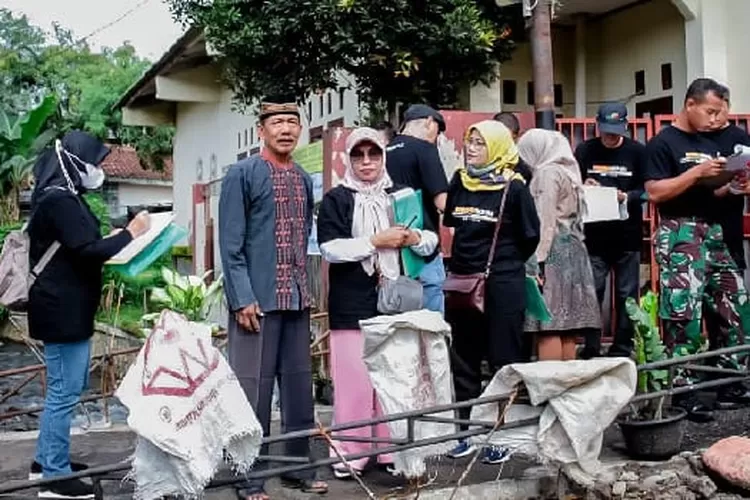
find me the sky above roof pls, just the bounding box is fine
[3,0,184,61]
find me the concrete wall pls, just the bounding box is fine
[471,27,577,117]
[109,183,173,218]
[587,0,686,117]
[468,0,687,119]
[172,101,220,236]
[717,0,750,113]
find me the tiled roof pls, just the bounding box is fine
[100,145,173,182]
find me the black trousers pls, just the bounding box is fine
[228,309,315,493]
[587,251,640,356]
[447,270,528,429]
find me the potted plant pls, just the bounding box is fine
[617,291,688,459]
[141,267,224,335]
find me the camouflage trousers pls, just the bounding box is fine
[655,218,750,385]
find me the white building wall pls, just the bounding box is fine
[587,0,686,118]
[113,183,173,217]
[720,0,750,113]
[305,74,361,131]
[470,28,576,116]
[172,101,220,249]
[468,1,687,119]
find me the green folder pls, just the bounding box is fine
[391,188,425,279]
[109,224,188,278]
[525,275,552,323]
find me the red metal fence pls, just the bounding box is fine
[186,113,750,343]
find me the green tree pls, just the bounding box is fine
[0,9,46,112]
[168,0,517,110]
[0,9,174,168]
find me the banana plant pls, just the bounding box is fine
[142,267,224,333]
[0,95,58,223]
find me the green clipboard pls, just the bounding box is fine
[108,224,188,278]
[391,188,425,279]
[525,275,552,323]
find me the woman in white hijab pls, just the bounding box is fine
[317,127,438,478]
[517,129,600,361]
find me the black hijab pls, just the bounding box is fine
[31,130,110,206]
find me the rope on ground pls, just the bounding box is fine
[315,414,378,500]
[448,385,520,500]
[379,470,438,500]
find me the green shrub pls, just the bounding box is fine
[626,292,670,421]
[84,193,177,332]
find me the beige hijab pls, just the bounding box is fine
[517,128,588,219]
[341,127,400,279]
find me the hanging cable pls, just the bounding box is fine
[79,0,152,43]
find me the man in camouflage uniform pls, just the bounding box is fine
[644,78,750,422]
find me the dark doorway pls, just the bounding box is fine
[635,96,674,118]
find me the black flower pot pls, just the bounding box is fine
[617,406,687,460]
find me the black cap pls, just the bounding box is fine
[403,104,446,132]
[596,103,629,136]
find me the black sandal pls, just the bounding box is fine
[280,477,329,494]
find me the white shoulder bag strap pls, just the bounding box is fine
[30,241,62,281]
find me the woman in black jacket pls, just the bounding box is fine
[28,131,149,499]
[444,120,540,464]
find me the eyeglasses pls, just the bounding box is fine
[350,147,383,163]
[464,139,487,149]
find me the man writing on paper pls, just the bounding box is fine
[644,78,750,423]
[574,103,646,359]
[703,92,750,276]
[219,97,328,500]
[386,104,449,314]
[700,89,750,410]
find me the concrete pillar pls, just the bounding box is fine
[574,16,587,118]
[699,3,728,84]
[531,0,556,129]
[676,0,728,85]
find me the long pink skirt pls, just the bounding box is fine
[329,329,392,472]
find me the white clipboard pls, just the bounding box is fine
[107,212,174,265]
[582,186,622,224]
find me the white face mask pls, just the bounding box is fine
[54,140,106,191]
[78,161,106,190]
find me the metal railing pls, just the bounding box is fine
[0,313,330,423]
[1,344,750,498]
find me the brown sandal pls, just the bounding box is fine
[280,477,329,494]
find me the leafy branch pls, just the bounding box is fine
[167,0,517,110]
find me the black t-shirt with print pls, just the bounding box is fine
[443,173,540,278]
[703,125,750,269]
[643,126,722,222]
[386,135,449,262]
[575,137,646,254]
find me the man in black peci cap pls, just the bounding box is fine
[574,102,647,359]
[386,104,450,315]
[219,95,328,499]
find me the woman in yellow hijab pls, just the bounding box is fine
[457,120,525,191]
[443,120,540,463]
